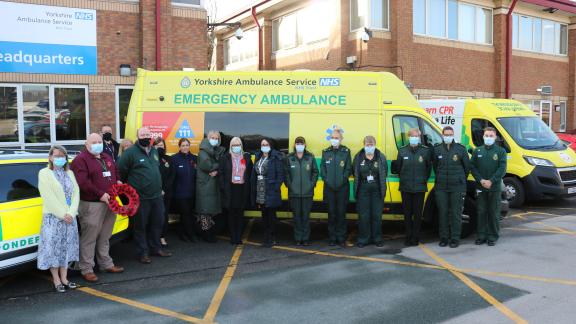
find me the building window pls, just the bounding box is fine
[350,0,389,31]
[413,0,492,45]
[512,14,567,55]
[0,86,19,143]
[273,0,332,52]
[172,0,201,6]
[116,86,133,139]
[224,28,258,66]
[0,163,44,203]
[560,101,567,132]
[0,83,89,147]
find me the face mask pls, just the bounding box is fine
[53,157,67,168]
[138,138,151,147]
[102,132,112,141]
[91,143,103,154]
[364,146,375,154]
[295,144,305,153]
[231,146,242,154]
[261,146,271,153]
[330,139,340,147]
[209,139,219,147]
[157,147,166,156]
[409,136,420,146]
[443,136,454,144]
[484,136,495,146]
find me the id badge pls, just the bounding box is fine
[103,171,112,177]
[367,175,374,182]
[257,175,264,180]
[234,176,242,181]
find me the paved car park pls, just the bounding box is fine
[1,199,576,324]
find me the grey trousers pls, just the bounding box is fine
[78,201,116,274]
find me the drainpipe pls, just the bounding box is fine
[506,0,519,99]
[156,0,162,71]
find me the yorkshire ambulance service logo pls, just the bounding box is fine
[493,154,498,161]
[453,155,458,161]
[181,77,191,88]
[418,156,423,163]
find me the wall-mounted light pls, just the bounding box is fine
[543,7,558,13]
[207,22,243,40]
[361,27,372,43]
[119,64,132,77]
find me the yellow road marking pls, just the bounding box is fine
[244,240,444,270]
[514,215,576,236]
[458,268,576,286]
[203,219,254,322]
[419,244,528,324]
[78,287,210,324]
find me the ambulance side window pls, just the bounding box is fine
[0,163,44,203]
[471,119,511,153]
[392,115,419,148]
[420,119,442,147]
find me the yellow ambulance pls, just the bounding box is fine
[124,69,507,237]
[420,99,576,207]
[0,152,129,276]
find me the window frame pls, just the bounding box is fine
[0,83,22,147]
[50,84,89,145]
[171,0,203,8]
[413,0,493,46]
[115,85,134,141]
[512,13,568,56]
[392,114,420,149]
[559,101,567,132]
[349,0,390,33]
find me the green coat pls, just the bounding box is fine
[196,139,225,214]
[432,141,470,192]
[394,144,432,193]
[353,148,388,200]
[117,144,163,200]
[470,144,507,192]
[285,151,319,198]
[320,145,352,191]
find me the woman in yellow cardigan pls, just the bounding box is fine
[37,145,80,293]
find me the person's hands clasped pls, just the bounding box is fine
[63,214,73,224]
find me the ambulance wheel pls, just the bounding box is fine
[503,177,525,208]
[461,194,477,239]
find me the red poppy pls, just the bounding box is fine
[108,183,140,217]
[240,159,246,165]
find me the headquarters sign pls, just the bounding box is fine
[0,2,97,75]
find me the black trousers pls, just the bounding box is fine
[161,194,172,238]
[401,192,425,243]
[134,197,164,256]
[262,207,277,244]
[227,208,245,243]
[174,198,197,239]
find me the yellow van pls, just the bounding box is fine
[419,99,576,207]
[0,152,129,276]
[125,69,507,237]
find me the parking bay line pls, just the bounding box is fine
[242,241,576,287]
[513,215,576,236]
[419,244,528,324]
[203,219,255,323]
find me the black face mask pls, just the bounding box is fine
[138,138,151,147]
[102,132,112,141]
[157,147,166,156]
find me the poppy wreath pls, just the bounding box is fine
[108,183,140,217]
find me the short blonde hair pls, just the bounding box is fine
[364,135,376,145]
[48,145,69,170]
[331,127,344,139]
[207,130,220,142]
[229,136,244,154]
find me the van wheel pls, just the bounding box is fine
[503,177,525,208]
[461,194,477,239]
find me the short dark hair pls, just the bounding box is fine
[153,136,165,147]
[178,138,191,147]
[484,127,497,135]
[294,136,306,144]
[442,126,454,134]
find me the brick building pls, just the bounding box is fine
[0,0,207,149]
[214,0,576,132]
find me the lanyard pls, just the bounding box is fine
[234,155,241,174]
[257,156,268,175]
[96,158,108,172]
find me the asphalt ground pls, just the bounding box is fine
[1,199,576,324]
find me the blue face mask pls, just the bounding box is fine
[484,136,495,146]
[443,136,454,144]
[330,139,340,147]
[409,136,420,146]
[209,139,219,147]
[53,157,67,168]
[364,146,375,154]
[231,146,242,154]
[295,144,305,153]
[91,143,103,154]
[261,146,271,153]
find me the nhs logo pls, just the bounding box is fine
[319,78,340,86]
[75,12,94,20]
